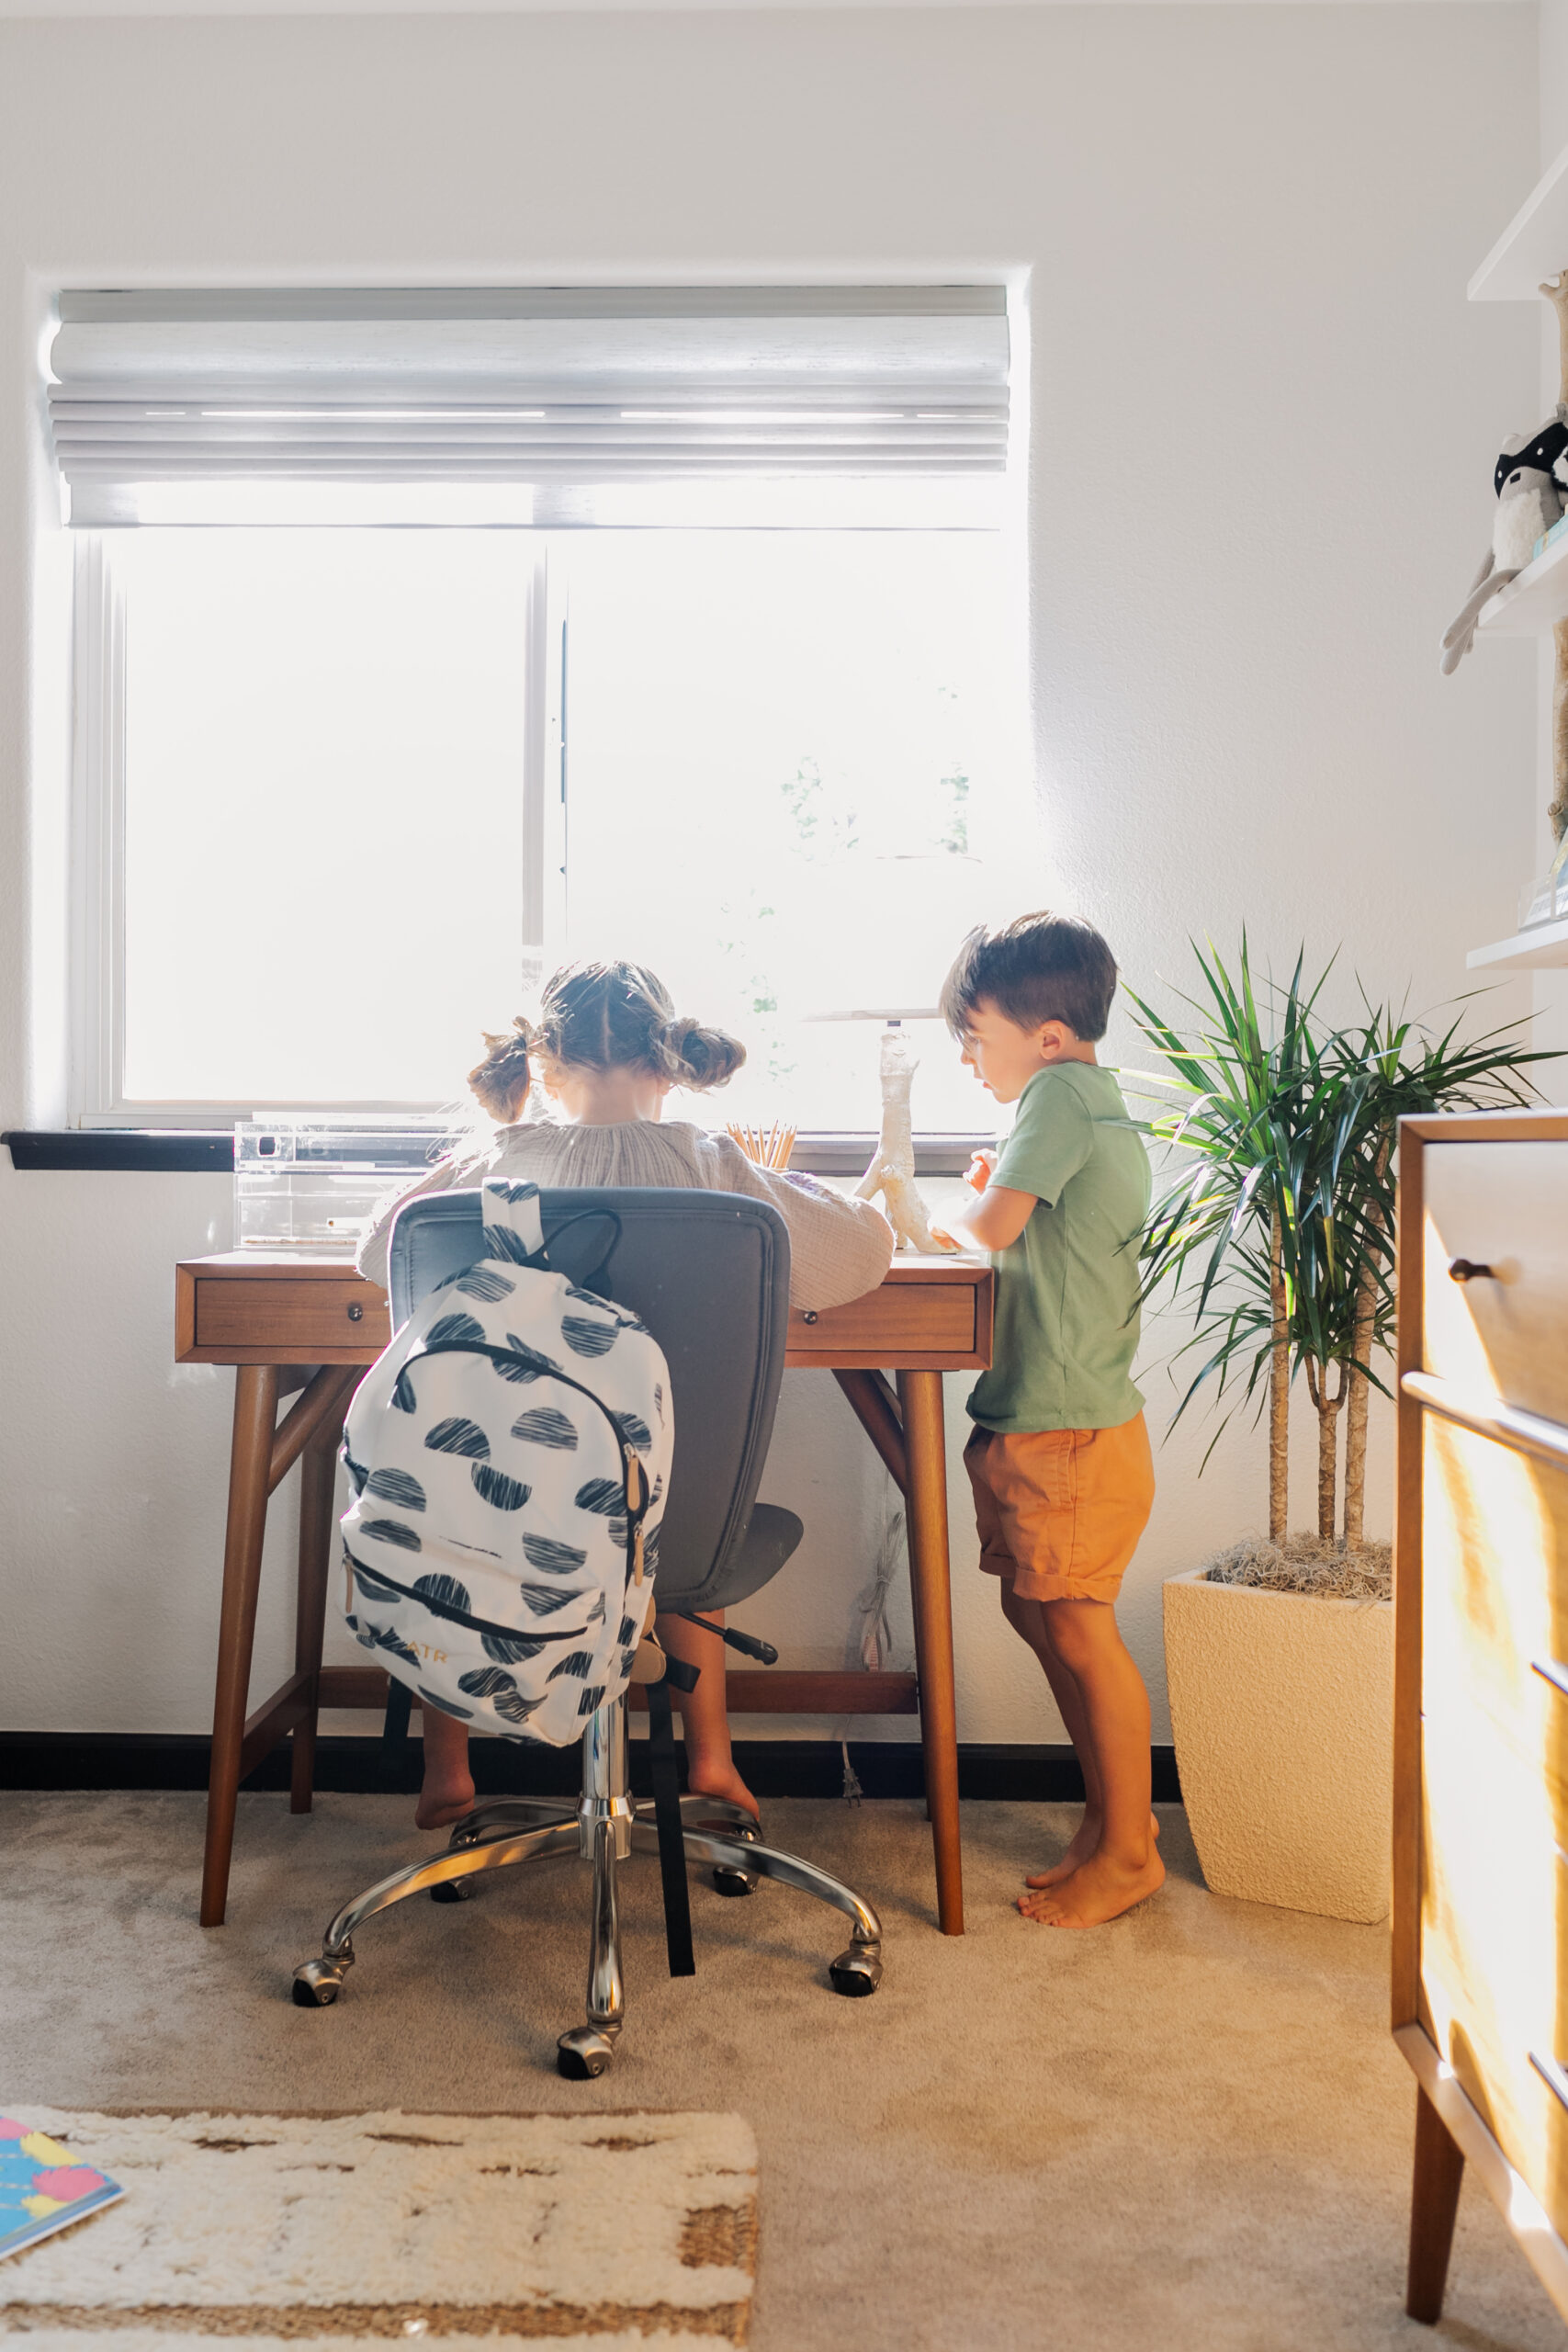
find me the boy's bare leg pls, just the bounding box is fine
[416,1710,476,1830]
[657,1609,759,1822]
[1000,1586,1157,1887]
[1019,1598,1163,1927]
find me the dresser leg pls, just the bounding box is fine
[290,1418,341,1815]
[898,1369,964,1935]
[202,1365,278,1927]
[1406,2084,1465,2323]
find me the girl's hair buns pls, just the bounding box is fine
[468,1021,533,1123]
[658,1013,747,1091]
[468,959,746,1120]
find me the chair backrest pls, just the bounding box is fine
[387,1186,791,1613]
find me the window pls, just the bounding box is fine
[58,283,1020,1134]
[75,525,1013,1132]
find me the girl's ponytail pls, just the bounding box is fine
[468,1020,534,1123]
[659,1014,746,1092]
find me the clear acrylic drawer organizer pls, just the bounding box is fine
[234,1122,455,1255]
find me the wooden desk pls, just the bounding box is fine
[175,1250,993,1936]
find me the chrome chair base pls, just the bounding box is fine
[292,1699,884,2075]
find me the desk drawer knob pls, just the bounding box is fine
[1448,1258,1495,1284]
[802,1310,818,1325]
[346,1303,364,1322]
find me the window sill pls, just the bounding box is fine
[3,1130,235,1172]
[3,1130,993,1177]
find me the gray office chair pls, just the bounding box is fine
[292,1187,883,2076]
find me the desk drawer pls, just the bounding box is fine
[789,1283,977,1362]
[193,1277,390,1359]
[1424,1141,1568,1424]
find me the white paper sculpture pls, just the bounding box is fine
[854,1023,953,1255]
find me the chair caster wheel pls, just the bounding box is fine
[829,1947,882,1998]
[430,1876,474,1904]
[712,1866,755,1897]
[557,2027,617,2080]
[292,1955,350,2007]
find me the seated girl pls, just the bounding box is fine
[358,957,896,1833]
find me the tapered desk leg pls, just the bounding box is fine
[1406,2085,1465,2324]
[290,1417,343,1815]
[202,1365,279,1927]
[897,1369,964,1936]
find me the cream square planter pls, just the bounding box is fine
[1162,1566,1393,1924]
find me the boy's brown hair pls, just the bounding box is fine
[940,911,1118,1045]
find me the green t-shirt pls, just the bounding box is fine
[966,1062,1150,1435]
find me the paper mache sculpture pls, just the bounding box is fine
[1441,413,1568,674]
[854,1023,955,1255]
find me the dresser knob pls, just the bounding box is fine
[802,1310,818,1325]
[346,1302,364,1322]
[1448,1258,1495,1284]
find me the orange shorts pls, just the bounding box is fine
[964,1413,1155,1605]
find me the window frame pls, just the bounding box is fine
[68,530,561,1128]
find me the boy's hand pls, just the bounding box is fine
[964,1149,998,1193]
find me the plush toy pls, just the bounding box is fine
[1441,414,1568,673]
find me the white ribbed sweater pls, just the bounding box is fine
[356,1119,895,1310]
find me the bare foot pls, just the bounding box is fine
[415,1770,476,1833]
[1019,1846,1164,1928]
[685,1761,761,1824]
[1025,1811,1160,1891]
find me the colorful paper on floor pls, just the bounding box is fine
[0,2118,123,2262]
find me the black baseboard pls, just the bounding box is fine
[0,1732,1180,1805]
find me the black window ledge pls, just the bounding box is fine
[4,1129,993,1177]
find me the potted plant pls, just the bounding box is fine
[1129,944,1545,1922]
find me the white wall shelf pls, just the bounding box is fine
[1470,141,1568,302]
[1467,915,1568,972]
[1475,531,1568,636]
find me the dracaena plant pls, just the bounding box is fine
[1126,941,1548,1553]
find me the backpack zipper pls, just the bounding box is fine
[344,1546,592,1646]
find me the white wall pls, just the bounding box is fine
[0,3,1543,1746]
[1536,0,1568,1079]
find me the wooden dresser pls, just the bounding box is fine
[1395,1107,1568,2323]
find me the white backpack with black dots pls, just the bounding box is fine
[340,1177,672,1747]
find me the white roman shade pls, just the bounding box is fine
[49,286,1010,527]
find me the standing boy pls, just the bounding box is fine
[933,912,1160,1928]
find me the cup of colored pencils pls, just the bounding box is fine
[726,1120,796,1170]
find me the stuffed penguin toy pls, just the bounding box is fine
[1441,414,1568,673]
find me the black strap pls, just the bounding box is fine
[646,1674,695,1979]
[382,1679,413,1747]
[526,1206,624,1296]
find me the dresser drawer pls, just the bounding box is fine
[1421,1704,1568,2237]
[191,1276,390,1362]
[787,1281,980,1364]
[1421,1716,1560,2183]
[1424,1141,1568,1424]
[1422,1415,1568,1825]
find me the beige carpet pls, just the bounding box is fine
[1,1789,1561,2351]
[0,2107,756,2343]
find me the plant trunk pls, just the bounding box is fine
[1342,1139,1389,1553]
[1269,1205,1289,1544]
[1317,1393,1340,1543]
[1304,1355,1347,1544]
[1342,1343,1370,1552]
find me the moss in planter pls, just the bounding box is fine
[1203,1534,1392,1604]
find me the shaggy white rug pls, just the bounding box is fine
[0,2109,758,2346]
